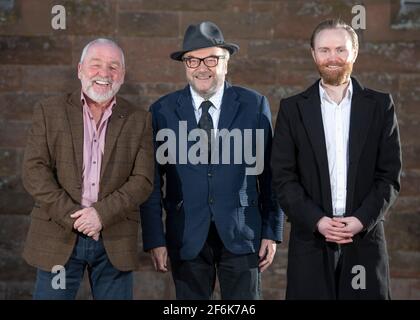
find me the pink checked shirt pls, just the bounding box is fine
[80,92,115,208]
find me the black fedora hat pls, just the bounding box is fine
[170,21,239,61]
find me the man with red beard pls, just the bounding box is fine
[22,39,154,299]
[271,19,401,299]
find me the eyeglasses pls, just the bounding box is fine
[182,55,225,68]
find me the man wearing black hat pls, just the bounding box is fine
[140,21,283,299]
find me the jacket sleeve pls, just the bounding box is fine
[352,94,402,232]
[139,106,167,251]
[22,101,81,231]
[257,96,284,242]
[92,112,154,229]
[271,100,326,233]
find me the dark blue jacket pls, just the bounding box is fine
[140,82,283,260]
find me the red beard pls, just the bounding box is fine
[316,60,353,86]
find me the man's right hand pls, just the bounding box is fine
[150,246,168,272]
[317,216,353,244]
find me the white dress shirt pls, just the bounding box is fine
[190,84,224,138]
[319,79,353,216]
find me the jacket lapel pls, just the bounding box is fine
[175,86,198,133]
[346,77,376,213]
[67,90,84,178]
[100,96,130,180]
[217,82,240,132]
[298,81,333,215]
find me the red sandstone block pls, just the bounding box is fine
[0,36,72,65]
[0,66,22,92]
[118,12,179,37]
[0,121,30,148]
[390,250,420,278]
[385,211,420,251]
[21,66,79,93]
[0,148,18,176]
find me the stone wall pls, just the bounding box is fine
[0,0,419,299]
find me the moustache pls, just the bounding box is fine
[193,72,212,77]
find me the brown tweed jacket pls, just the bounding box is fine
[22,90,154,272]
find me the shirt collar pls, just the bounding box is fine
[319,78,353,104]
[80,90,117,112]
[190,83,224,111]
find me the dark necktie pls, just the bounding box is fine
[198,100,214,160]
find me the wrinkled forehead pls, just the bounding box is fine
[83,43,124,65]
[314,28,353,49]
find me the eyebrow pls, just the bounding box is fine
[317,46,347,50]
[187,53,220,57]
[109,60,122,66]
[88,58,102,63]
[88,58,122,66]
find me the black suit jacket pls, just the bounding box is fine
[271,78,402,299]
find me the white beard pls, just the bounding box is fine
[80,75,122,104]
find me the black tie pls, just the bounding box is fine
[198,100,214,160]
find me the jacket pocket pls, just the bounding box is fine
[163,199,183,213]
[238,192,258,207]
[31,207,52,221]
[236,192,260,240]
[126,211,140,222]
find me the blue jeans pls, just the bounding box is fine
[33,234,133,300]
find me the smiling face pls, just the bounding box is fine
[183,46,228,99]
[78,43,125,104]
[311,28,357,86]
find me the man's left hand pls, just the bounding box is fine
[71,207,102,240]
[258,239,276,272]
[332,216,364,236]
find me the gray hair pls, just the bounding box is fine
[79,38,125,68]
[222,48,230,61]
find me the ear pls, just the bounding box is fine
[351,49,358,63]
[77,63,82,80]
[311,48,317,63]
[121,68,126,83]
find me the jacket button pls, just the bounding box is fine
[208,172,212,177]
[209,198,214,204]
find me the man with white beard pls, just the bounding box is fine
[21,38,154,299]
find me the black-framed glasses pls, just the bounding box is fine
[182,55,225,68]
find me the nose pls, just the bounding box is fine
[196,59,210,71]
[98,65,111,78]
[327,51,338,60]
